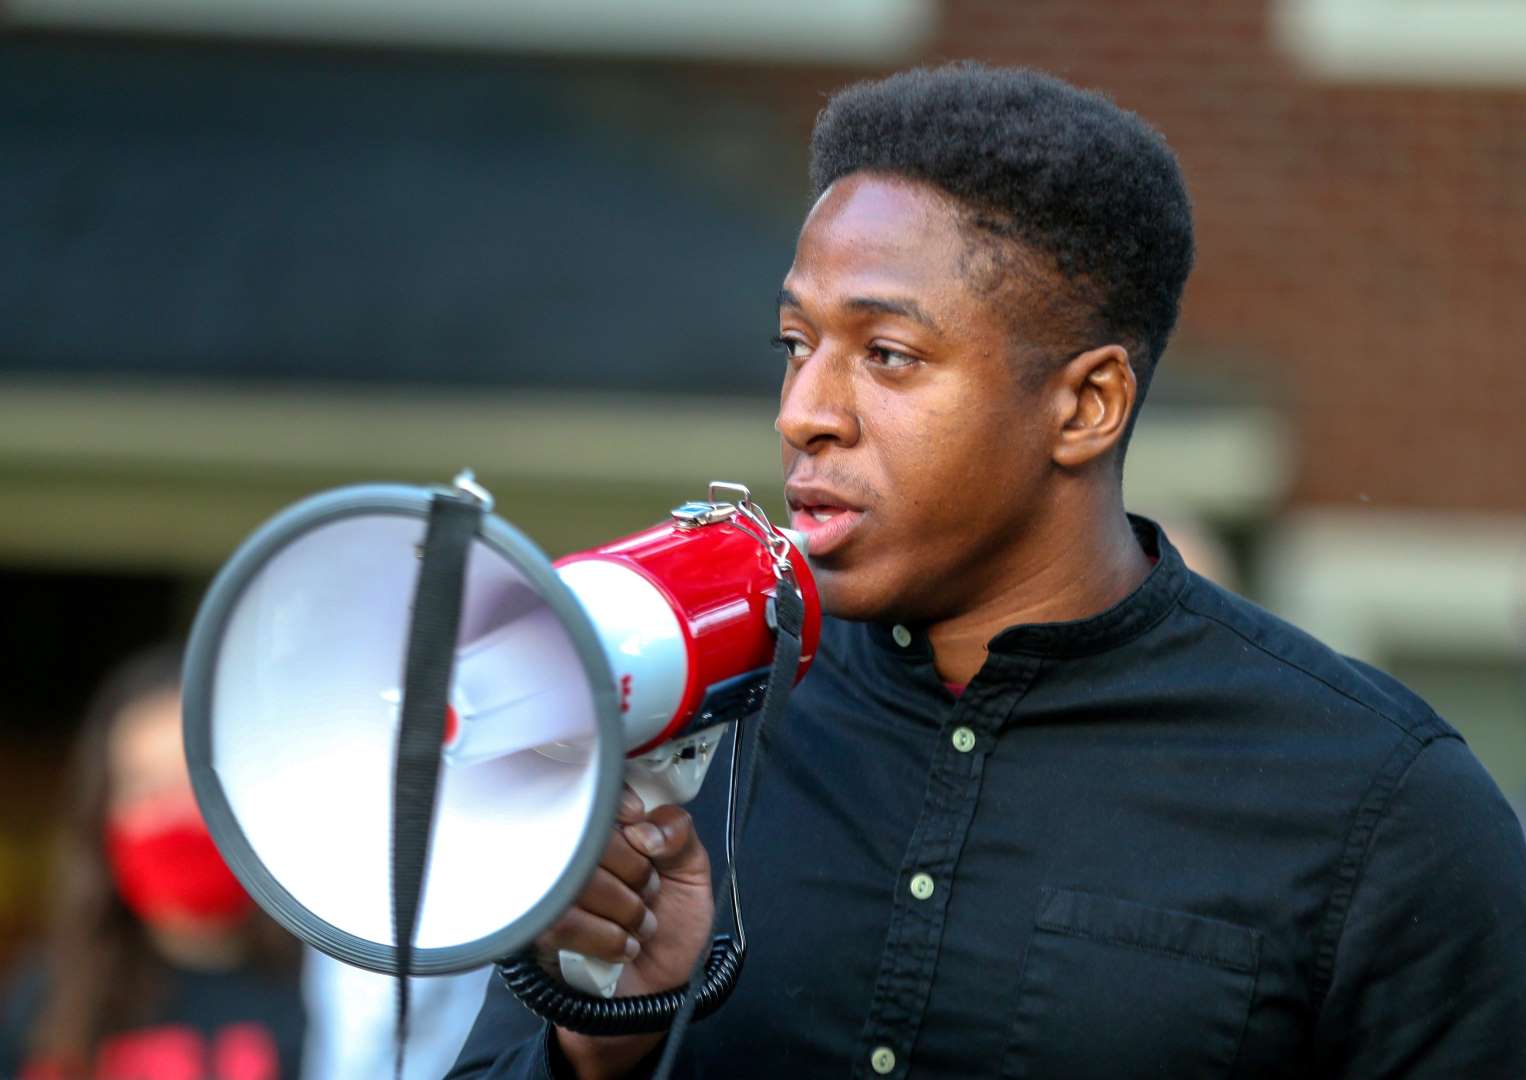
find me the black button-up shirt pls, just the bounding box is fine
[451,519,1526,1078]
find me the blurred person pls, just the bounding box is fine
[0,644,305,1079]
[453,63,1526,1077]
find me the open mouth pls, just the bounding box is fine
[788,504,864,557]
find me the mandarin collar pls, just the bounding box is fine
[866,515,1187,661]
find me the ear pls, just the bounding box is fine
[1051,344,1136,469]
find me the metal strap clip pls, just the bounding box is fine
[669,482,796,585]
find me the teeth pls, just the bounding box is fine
[811,509,834,522]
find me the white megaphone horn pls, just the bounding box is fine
[182,473,819,1005]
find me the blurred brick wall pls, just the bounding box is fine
[680,0,1526,512]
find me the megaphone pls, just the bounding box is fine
[182,474,819,1004]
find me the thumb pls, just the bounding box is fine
[622,804,709,881]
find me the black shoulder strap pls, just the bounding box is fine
[391,491,483,1078]
[650,580,804,1080]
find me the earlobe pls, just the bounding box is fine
[1052,345,1136,469]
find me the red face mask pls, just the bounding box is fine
[105,812,252,925]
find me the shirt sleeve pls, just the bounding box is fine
[446,972,682,1080]
[0,961,47,1080]
[443,973,560,1080]
[1313,734,1526,1078]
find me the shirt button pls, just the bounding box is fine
[951,726,976,753]
[891,624,912,647]
[870,1046,896,1074]
[909,872,935,900]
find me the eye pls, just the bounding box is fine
[770,334,811,361]
[869,346,918,370]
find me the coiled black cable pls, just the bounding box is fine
[499,580,804,1052]
[497,715,751,1036]
[496,933,743,1036]
[497,694,753,1036]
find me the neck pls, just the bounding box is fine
[926,496,1150,685]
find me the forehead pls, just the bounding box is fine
[784,174,980,312]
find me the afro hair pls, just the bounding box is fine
[809,62,1194,395]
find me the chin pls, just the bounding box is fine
[810,564,900,624]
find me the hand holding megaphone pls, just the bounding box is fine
[532,789,716,1075]
[536,785,715,993]
[538,788,714,1001]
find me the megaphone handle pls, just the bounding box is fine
[507,582,802,1058]
[558,950,624,997]
[556,732,725,996]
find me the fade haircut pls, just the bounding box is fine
[809,62,1195,421]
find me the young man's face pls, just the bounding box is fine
[777,172,1062,623]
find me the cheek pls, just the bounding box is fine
[867,387,1004,499]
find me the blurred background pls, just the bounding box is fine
[1,0,1523,972]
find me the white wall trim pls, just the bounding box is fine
[4,0,936,64]
[1274,0,1526,87]
[1125,406,1290,523]
[1262,509,1526,663]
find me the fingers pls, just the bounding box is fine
[601,826,661,900]
[588,867,658,941]
[615,785,646,827]
[534,802,707,971]
[604,786,660,898]
[539,867,658,963]
[622,804,708,881]
[542,905,642,965]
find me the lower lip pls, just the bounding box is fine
[790,508,864,557]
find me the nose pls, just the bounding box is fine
[776,349,859,455]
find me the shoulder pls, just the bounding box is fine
[1313,731,1526,1067]
[1,956,47,1030]
[1161,571,1526,1040]
[0,958,48,1074]
[1344,730,1524,909]
[1170,570,1451,746]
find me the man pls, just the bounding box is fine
[451,62,1526,1078]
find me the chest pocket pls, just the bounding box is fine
[1002,888,1260,1080]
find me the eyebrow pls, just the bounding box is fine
[776,287,941,333]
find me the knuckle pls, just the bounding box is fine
[607,846,654,888]
[648,804,692,831]
[613,893,648,933]
[544,910,630,963]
